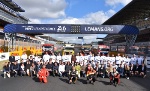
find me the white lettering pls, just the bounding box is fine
[84,27,113,32]
[57,26,66,32]
[24,26,56,31]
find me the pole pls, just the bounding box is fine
[82,39,84,45]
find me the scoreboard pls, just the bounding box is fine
[4,24,139,34]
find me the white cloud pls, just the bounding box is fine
[13,0,67,19]
[29,19,42,24]
[105,0,132,7]
[47,34,106,44]
[13,0,116,25]
[48,9,116,24]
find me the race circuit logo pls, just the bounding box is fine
[0,55,5,59]
[22,26,34,30]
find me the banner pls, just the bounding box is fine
[4,24,139,34]
[0,52,10,61]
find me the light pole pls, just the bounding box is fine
[31,40,34,47]
[23,39,25,47]
[38,41,41,49]
[78,37,84,45]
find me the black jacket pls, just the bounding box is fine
[53,65,58,71]
[65,65,72,72]
[46,63,53,69]
[12,64,19,71]
[99,67,106,73]
[139,66,147,73]
[9,56,15,63]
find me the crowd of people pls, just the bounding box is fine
[3,51,148,86]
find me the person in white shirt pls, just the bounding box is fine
[37,56,42,62]
[76,56,80,63]
[80,55,84,62]
[121,55,126,65]
[68,55,72,63]
[43,52,50,63]
[130,55,137,65]
[115,54,122,65]
[90,54,95,61]
[29,52,35,59]
[137,55,143,66]
[62,54,71,62]
[51,53,56,63]
[94,54,101,63]
[143,56,147,67]
[112,62,118,69]
[15,54,20,64]
[59,61,65,77]
[57,53,62,63]
[83,54,89,63]
[76,53,80,63]
[34,54,39,62]
[88,52,92,61]
[20,63,26,77]
[101,53,106,65]
[105,54,111,64]
[124,56,131,66]
[110,54,115,65]
[21,52,28,63]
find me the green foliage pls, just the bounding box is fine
[24,50,32,56]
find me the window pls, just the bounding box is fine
[118,46,125,52]
[110,46,117,51]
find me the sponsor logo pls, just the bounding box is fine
[85,26,113,32]
[0,55,5,59]
[22,26,56,31]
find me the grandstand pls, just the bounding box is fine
[0,0,42,54]
[103,0,150,55]
[103,0,150,68]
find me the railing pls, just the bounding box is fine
[0,9,28,24]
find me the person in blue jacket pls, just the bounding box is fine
[11,61,19,77]
[3,62,11,78]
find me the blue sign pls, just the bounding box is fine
[4,24,139,34]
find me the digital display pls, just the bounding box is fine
[71,25,81,34]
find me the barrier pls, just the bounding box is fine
[0,52,10,61]
[127,54,150,68]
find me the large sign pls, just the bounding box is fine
[0,52,10,61]
[4,24,139,34]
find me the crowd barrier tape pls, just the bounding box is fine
[0,52,10,61]
[127,54,150,68]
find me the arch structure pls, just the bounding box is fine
[3,24,139,50]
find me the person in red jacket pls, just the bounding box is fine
[38,65,49,83]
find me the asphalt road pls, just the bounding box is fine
[0,72,150,91]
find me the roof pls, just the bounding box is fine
[0,0,25,12]
[42,44,54,46]
[103,0,150,25]
[103,0,150,44]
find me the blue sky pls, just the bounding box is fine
[65,0,122,18]
[14,0,132,44]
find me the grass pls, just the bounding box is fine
[0,60,8,70]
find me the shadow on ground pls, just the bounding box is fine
[59,78,69,84]
[32,77,41,82]
[78,78,87,84]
